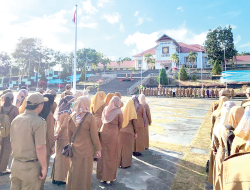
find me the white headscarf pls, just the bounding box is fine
[213,101,236,138]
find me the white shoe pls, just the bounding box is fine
[113,179,116,182]
[100,180,104,183]
[106,181,111,184]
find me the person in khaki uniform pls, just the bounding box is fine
[0,89,13,106]
[49,89,57,114]
[215,152,250,190]
[0,93,19,176]
[241,88,250,106]
[10,93,48,190]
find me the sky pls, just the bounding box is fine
[0,0,250,60]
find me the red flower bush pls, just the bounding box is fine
[38,81,47,88]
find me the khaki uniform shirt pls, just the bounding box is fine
[241,99,250,106]
[10,110,47,161]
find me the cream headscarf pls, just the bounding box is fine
[212,96,230,118]
[18,98,27,114]
[16,89,28,108]
[114,92,124,107]
[72,96,91,125]
[102,96,122,124]
[213,101,235,138]
[73,91,84,101]
[234,107,250,151]
[90,91,106,114]
[228,106,245,129]
[122,99,137,128]
[104,93,115,105]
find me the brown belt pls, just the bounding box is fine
[15,159,38,162]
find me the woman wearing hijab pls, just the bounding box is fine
[231,107,250,155]
[66,96,101,190]
[114,92,124,108]
[104,93,114,105]
[15,89,28,108]
[212,101,235,189]
[139,94,152,149]
[73,91,84,101]
[118,100,137,168]
[97,96,123,184]
[210,96,229,138]
[132,95,146,156]
[90,91,106,131]
[52,95,74,185]
[38,94,55,190]
[208,101,233,184]
[0,93,18,176]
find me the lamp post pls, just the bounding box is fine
[220,43,227,89]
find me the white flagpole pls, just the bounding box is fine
[73,5,77,93]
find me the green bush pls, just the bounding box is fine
[107,67,112,71]
[157,68,168,85]
[178,65,188,81]
[212,60,222,75]
[192,75,197,81]
[40,72,47,82]
[79,67,85,82]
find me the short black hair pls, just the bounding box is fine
[21,86,27,90]
[25,101,41,110]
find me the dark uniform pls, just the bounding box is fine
[10,94,47,190]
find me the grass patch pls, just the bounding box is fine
[149,124,166,135]
[171,110,212,190]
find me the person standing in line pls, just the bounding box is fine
[49,89,57,114]
[132,95,146,156]
[139,94,152,149]
[67,96,101,190]
[172,88,176,97]
[115,92,124,108]
[90,91,106,131]
[104,93,115,105]
[61,84,73,98]
[38,94,55,190]
[0,93,19,176]
[241,88,250,106]
[230,88,234,99]
[73,91,84,101]
[0,89,12,106]
[10,93,48,190]
[97,96,123,184]
[118,99,137,168]
[206,88,210,98]
[211,88,215,99]
[51,96,74,186]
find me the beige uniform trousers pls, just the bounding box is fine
[11,160,42,190]
[0,135,12,171]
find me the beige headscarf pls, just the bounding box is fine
[114,92,124,107]
[212,96,229,118]
[234,107,250,150]
[228,106,245,129]
[102,96,122,124]
[90,91,106,114]
[72,96,91,126]
[122,99,137,128]
[73,91,84,101]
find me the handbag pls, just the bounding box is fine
[62,112,89,158]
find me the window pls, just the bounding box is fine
[138,60,142,68]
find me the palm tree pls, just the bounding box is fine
[188,52,197,68]
[144,53,155,69]
[170,52,179,67]
[116,57,123,70]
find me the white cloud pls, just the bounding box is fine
[82,0,98,15]
[224,11,242,17]
[119,23,124,32]
[230,25,237,30]
[234,35,241,44]
[134,11,140,16]
[104,35,115,40]
[124,32,160,55]
[101,12,121,24]
[78,22,98,29]
[97,0,112,7]
[177,6,183,12]
[124,25,209,55]
[238,43,249,48]
[107,55,116,60]
[208,16,211,19]
[137,17,144,26]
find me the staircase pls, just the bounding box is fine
[98,70,160,95]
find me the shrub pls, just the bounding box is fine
[79,67,86,82]
[192,75,197,81]
[178,65,188,81]
[40,72,47,82]
[212,61,222,75]
[38,80,47,88]
[107,67,112,71]
[157,68,168,85]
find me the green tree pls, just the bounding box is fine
[192,75,197,81]
[40,71,47,82]
[212,60,222,75]
[157,68,168,85]
[117,57,123,70]
[170,52,179,67]
[144,53,155,69]
[122,57,132,61]
[205,25,237,67]
[79,68,86,82]
[188,52,197,68]
[178,65,188,81]
[99,54,111,71]
[0,52,11,76]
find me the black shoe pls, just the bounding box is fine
[133,152,142,156]
[94,158,98,161]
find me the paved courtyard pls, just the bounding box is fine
[0,94,221,189]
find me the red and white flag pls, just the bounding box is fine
[72,9,76,23]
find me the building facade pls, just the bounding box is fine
[133,34,209,70]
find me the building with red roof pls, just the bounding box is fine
[96,60,136,70]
